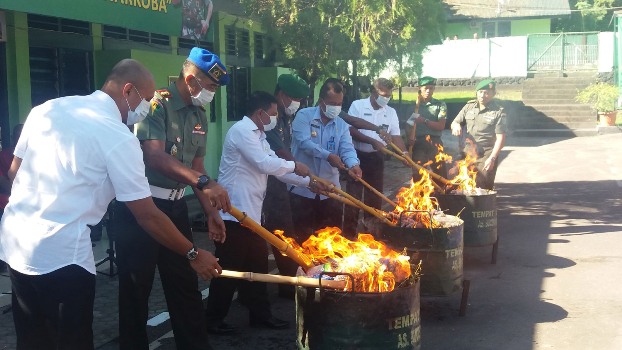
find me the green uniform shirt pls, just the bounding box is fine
[135,83,208,189]
[452,99,507,152]
[416,98,447,138]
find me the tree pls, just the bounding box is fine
[241,0,445,102]
[553,0,622,32]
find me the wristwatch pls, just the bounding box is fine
[196,174,211,190]
[186,246,199,261]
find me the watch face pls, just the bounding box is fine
[187,248,198,260]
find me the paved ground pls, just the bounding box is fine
[1,129,621,349]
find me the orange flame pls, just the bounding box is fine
[274,227,411,293]
[449,152,478,193]
[391,169,440,228]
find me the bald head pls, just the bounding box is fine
[101,59,156,124]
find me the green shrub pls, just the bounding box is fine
[575,82,620,113]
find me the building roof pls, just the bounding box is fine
[444,0,571,20]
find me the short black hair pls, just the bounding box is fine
[247,91,278,116]
[319,78,344,99]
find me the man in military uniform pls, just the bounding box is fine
[451,79,507,190]
[406,76,449,182]
[111,47,231,349]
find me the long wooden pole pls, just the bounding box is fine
[387,142,451,186]
[378,147,446,193]
[322,191,394,226]
[356,177,398,208]
[311,175,396,227]
[228,206,314,270]
[220,270,347,290]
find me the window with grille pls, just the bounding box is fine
[226,66,250,122]
[237,30,250,57]
[102,25,170,47]
[254,33,265,60]
[28,14,90,35]
[225,26,237,55]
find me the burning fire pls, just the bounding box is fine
[274,227,412,293]
[391,169,441,228]
[448,152,479,193]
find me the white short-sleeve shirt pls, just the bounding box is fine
[348,97,401,153]
[0,90,151,275]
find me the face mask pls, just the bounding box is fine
[190,77,215,106]
[262,111,278,131]
[283,98,301,117]
[321,101,341,119]
[376,94,391,107]
[125,87,151,125]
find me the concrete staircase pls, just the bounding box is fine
[513,71,598,137]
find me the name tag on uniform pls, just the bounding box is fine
[192,130,206,135]
[364,113,372,117]
[327,137,336,152]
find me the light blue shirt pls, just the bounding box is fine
[289,106,359,199]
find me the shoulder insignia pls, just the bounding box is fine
[151,89,172,113]
[467,99,477,104]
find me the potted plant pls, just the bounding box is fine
[575,82,619,126]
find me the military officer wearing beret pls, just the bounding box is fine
[261,73,309,299]
[451,79,507,190]
[111,47,230,350]
[406,76,449,182]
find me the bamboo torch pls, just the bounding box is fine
[220,270,347,290]
[228,206,314,270]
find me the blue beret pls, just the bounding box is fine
[476,79,496,91]
[187,47,229,86]
[278,74,309,98]
[418,76,436,86]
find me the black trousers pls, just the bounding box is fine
[262,176,299,289]
[411,136,448,183]
[10,264,96,350]
[289,193,343,244]
[112,198,211,350]
[343,151,384,238]
[204,220,272,324]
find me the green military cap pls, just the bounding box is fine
[475,79,496,91]
[417,76,437,86]
[278,74,310,99]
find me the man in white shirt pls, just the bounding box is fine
[205,91,316,332]
[342,78,408,238]
[0,59,222,350]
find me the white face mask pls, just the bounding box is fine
[262,110,278,131]
[321,101,341,119]
[376,94,391,107]
[125,87,151,125]
[190,77,215,106]
[284,99,301,117]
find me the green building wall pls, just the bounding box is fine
[446,18,551,40]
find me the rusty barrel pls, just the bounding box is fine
[437,191,497,246]
[372,215,464,297]
[296,278,421,350]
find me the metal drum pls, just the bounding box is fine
[437,191,497,247]
[296,276,421,350]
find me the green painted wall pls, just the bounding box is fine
[5,12,31,126]
[511,19,550,35]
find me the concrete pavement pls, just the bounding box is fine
[1,131,621,349]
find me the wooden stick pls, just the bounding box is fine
[356,177,398,208]
[229,206,314,270]
[323,191,392,223]
[220,270,347,290]
[379,147,449,193]
[312,175,396,226]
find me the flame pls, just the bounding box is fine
[274,227,411,293]
[391,169,441,228]
[449,152,479,193]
